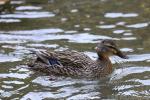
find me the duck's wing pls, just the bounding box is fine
[56,50,93,68]
[30,50,92,68]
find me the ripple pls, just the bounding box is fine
[0,32,113,43]
[61,17,68,22]
[56,87,80,98]
[0,40,26,44]
[126,22,149,28]
[70,9,78,13]
[113,29,131,34]
[105,12,138,18]
[32,76,76,87]
[16,6,42,11]
[0,19,21,23]
[66,33,112,43]
[113,30,125,34]
[113,85,135,91]
[21,81,99,100]
[0,11,55,18]
[2,45,26,50]
[116,22,126,26]
[20,92,62,100]
[127,79,150,85]
[120,48,134,52]
[111,54,150,63]
[0,28,64,34]
[74,25,80,28]
[0,0,149,100]
[111,66,150,80]
[0,91,13,98]
[67,92,100,100]
[123,33,133,36]
[30,76,99,99]
[11,0,24,4]
[0,54,22,62]
[3,81,24,85]
[119,90,138,96]
[32,76,98,87]
[97,25,116,29]
[27,44,58,48]
[65,30,78,34]
[121,37,136,40]
[83,28,91,31]
[0,73,29,79]
[117,87,149,97]
[1,85,13,89]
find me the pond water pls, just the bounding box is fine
[0,0,150,100]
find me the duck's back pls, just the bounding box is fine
[45,50,93,68]
[30,50,93,68]
[28,50,95,76]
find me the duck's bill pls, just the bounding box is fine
[116,49,128,59]
[106,45,129,59]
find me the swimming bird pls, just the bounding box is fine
[28,39,128,78]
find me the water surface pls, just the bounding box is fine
[0,0,150,99]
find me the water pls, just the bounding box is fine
[0,0,150,99]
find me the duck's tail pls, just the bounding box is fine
[28,49,37,54]
[28,50,62,66]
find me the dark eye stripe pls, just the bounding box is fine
[106,45,117,50]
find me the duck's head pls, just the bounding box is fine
[95,39,128,59]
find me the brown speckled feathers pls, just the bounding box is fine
[28,40,128,78]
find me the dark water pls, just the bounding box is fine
[0,0,150,99]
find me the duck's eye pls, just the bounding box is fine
[101,40,105,43]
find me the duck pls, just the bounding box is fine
[28,39,128,78]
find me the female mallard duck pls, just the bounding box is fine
[28,40,128,78]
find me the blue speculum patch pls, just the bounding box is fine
[48,58,61,65]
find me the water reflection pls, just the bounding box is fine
[0,28,64,34]
[16,6,42,11]
[0,11,55,18]
[0,30,112,43]
[97,24,116,29]
[0,19,20,23]
[104,12,138,18]
[0,54,22,62]
[126,22,149,28]
[30,76,100,100]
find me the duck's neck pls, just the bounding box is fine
[96,54,112,75]
[97,54,111,62]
